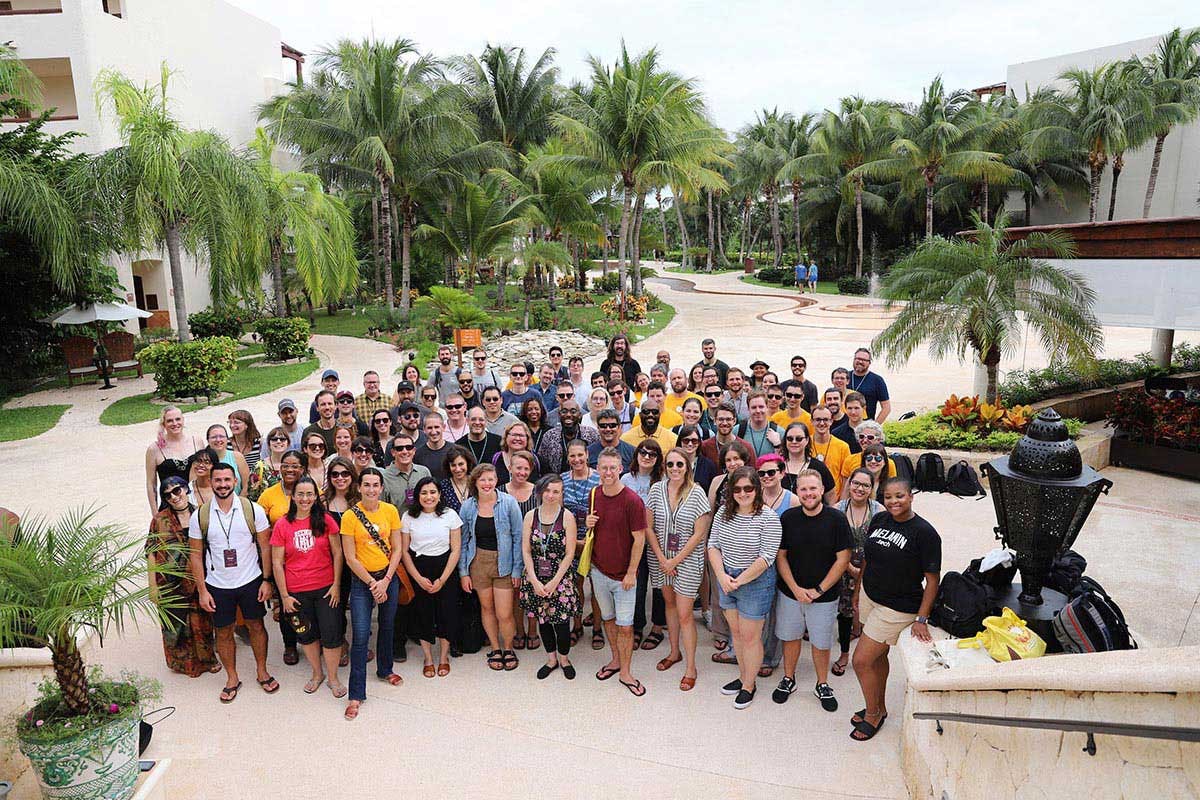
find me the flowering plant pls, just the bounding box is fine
[1108,392,1200,451]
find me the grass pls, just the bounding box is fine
[0,404,71,442]
[100,357,319,426]
[738,275,841,294]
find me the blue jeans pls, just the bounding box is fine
[349,574,399,702]
[716,565,777,621]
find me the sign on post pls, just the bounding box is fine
[454,329,482,367]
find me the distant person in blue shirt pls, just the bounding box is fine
[794,260,807,293]
[807,261,819,292]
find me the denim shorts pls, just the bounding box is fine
[716,565,777,621]
[591,569,637,627]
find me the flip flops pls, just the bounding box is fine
[595,665,619,681]
[303,676,324,694]
[257,675,279,694]
[329,681,347,699]
[619,678,646,697]
[219,681,242,704]
[831,654,849,676]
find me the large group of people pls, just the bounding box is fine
[146,336,939,739]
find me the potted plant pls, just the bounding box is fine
[0,508,174,800]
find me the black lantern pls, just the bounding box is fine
[981,408,1112,612]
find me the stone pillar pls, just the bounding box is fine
[1151,328,1175,368]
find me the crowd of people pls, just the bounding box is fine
[146,335,940,738]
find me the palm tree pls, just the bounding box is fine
[416,175,533,290]
[857,77,1010,238]
[775,113,815,262]
[736,109,791,266]
[517,240,571,323]
[554,42,710,300]
[87,64,262,341]
[873,213,1102,402]
[247,129,358,314]
[1136,28,1200,217]
[786,98,894,275]
[454,44,559,162]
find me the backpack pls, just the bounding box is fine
[945,460,986,498]
[931,571,995,638]
[196,497,259,576]
[1052,578,1137,653]
[913,452,946,493]
[891,453,915,487]
[1044,549,1088,596]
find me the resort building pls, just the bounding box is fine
[1,0,301,331]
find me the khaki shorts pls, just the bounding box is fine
[859,592,916,646]
[469,548,513,591]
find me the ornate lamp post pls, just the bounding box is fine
[981,409,1112,633]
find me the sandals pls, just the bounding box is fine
[591,630,605,651]
[344,700,361,721]
[851,708,887,726]
[437,662,451,677]
[851,713,887,741]
[486,650,506,671]
[595,665,619,681]
[380,673,403,686]
[633,631,644,650]
[570,626,584,646]
[619,678,646,697]
[329,681,347,699]
[366,649,375,663]
[711,650,737,665]
[512,635,527,651]
[502,650,519,671]
[422,664,436,678]
[526,634,541,650]
[303,676,325,694]
[257,675,280,694]
[219,681,242,704]
[758,665,775,678]
[339,648,350,668]
[656,655,682,672]
[679,675,696,692]
[831,654,849,677]
[712,637,728,651]
[583,613,594,627]
[641,630,665,650]
[283,647,299,666]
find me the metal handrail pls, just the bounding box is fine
[912,711,1200,756]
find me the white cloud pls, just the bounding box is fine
[229,0,1196,132]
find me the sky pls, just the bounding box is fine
[230,0,1196,134]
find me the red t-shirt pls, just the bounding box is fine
[269,513,339,593]
[591,485,646,581]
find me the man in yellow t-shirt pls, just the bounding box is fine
[808,405,851,496]
[663,368,702,420]
[771,384,814,437]
[621,398,678,451]
[631,382,682,429]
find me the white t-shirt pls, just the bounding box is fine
[402,509,463,557]
[188,499,270,589]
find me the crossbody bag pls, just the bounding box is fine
[350,505,414,605]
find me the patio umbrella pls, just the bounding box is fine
[43,302,153,389]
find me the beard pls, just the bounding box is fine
[213,484,235,499]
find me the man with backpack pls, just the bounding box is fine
[426,344,461,405]
[188,462,276,703]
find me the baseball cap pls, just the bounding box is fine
[397,381,415,393]
[277,399,297,412]
[336,390,354,402]
[322,369,339,381]
[396,401,421,416]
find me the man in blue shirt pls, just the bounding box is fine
[501,363,540,415]
[807,261,819,291]
[847,347,891,422]
[794,260,807,292]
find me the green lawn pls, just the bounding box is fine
[100,358,319,426]
[738,275,841,294]
[0,404,71,442]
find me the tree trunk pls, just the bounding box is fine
[768,185,782,266]
[549,261,558,311]
[497,259,508,310]
[52,643,91,715]
[270,240,286,315]
[601,187,611,277]
[657,189,669,253]
[674,196,690,268]
[791,182,802,262]
[738,198,749,262]
[855,180,865,278]
[716,194,726,265]
[302,288,315,324]
[631,192,646,295]
[1107,153,1123,222]
[1087,162,1102,223]
[378,175,395,312]
[1143,131,1168,219]
[164,222,191,341]
[705,189,715,272]
[371,196,381,296]
[1024,192,1032,226]
[400,199,413,321]
[981,178,989,225]
[924,181,935,239]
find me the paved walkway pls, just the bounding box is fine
[3,266,1199,799]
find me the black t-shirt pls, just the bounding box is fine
[831,419,861,454]
[413,443,450,482]
[779,378,818,412]
[862,512,941,613]
[456,432,501,466]
[777,505,853,602]
[600,356,642,388]
[781,458,835,496]
[475,514,497,551]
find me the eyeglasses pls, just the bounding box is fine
[850,480,874,490]
[757,468,780,478]
[864,454,885,463]
[351,446,371,454]
[665,460,687,468]
[446,403,465,410]
[598,422,619,429]
[813,418,831,425]
[269,435,289,443]
[307,442,325,450]
[732,485,755,495]
[330,470,353,479]
[392,444,415,452]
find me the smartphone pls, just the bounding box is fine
[138,760,155,773]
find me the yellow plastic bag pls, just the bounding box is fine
[576,488,597,577]
[957,607,1046,662]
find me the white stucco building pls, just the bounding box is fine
[1000,30,1200,224]
[1,0,302,331]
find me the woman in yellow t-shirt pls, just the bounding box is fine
[257,451,304,525]
[339,467,405,721]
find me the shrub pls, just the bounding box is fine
[594,272,620,293]
[600,294,648,322]
[996,345,1200,406]
[884,410,1082,452]
[528,301,554,330]
[562,290,594,306]
[641,290,662,311]
[1108,392,1200,452]
[188,307,246,340]
[686,246,709,260]
[254,317,312,361]
[134,327,176,355]
[837,275,870,295]
[140,336,238,399]
[756,267,795,285]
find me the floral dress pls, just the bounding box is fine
[519,508,581,624]
[835,498,884,617]
[147,508,218,677]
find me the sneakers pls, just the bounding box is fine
[772,676,796,704]
[720,678,742,696]
[814,682,838,712]
[733,686,757,709]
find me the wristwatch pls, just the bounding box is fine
[915,615,928,624]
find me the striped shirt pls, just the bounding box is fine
[708,509,782,571]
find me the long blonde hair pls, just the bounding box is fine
[664,447,695,496]
[156,405,183,449]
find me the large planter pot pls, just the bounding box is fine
[1109,433,1200,480]
[18,710,139,800]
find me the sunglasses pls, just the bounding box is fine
[374,418,391,424]
[785,392,803,399]
[767,394,782,401]
[166,486,186,497]
[637,450,656,457]
[858,434,879,442]
[445,403,465,410]
[422,394,436,400]
[402,412,420,419]
[791,363,805,370]
[473,356,487,361]
[306,442,326,450]
[269,435,289,442]
[330,470,353,479]
[641,410,660,416]
[351,446,371,454]
[864,454,885,462]
[338,398,354,404]
[598,422,619,429]
[680,437,700,445]
[785,435,807,443]
[510,371,526,377]
[393,444,415,452]
[705,392,722,398]
[665,460,687,468]
[732,485,756,494]
[757,468,780,477]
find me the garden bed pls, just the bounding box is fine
[1030,372,1200,423]
[1108,435,1200,480]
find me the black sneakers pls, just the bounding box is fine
[772,676,796,704]
[720,678,743,696]
[733,686,757,709]
[814,682,838,712]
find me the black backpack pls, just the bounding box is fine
[931,571,995,638]
[891,453,915,486]
[913,452,946,493]
[1052,577,1137,653]
[1044,549,1088,596]
[945,460,986,498]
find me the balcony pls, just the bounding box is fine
[0,1,63,14]
[0,57,79,123]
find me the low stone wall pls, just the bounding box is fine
[898,634,1200,799]
[1029,371,1200,423]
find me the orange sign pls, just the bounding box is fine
[454,328,482,349]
